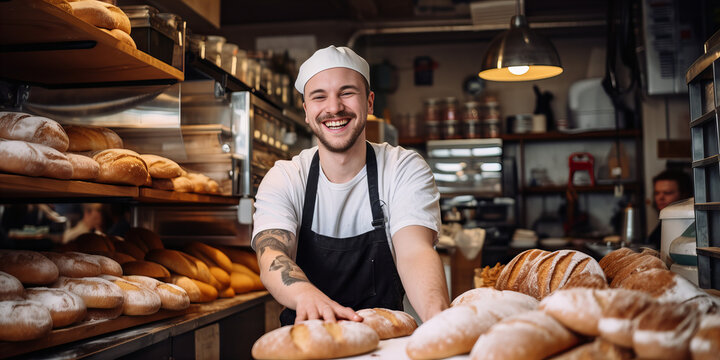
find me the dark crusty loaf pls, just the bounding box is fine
[0,300,53,341]
[0,250,59,285]
[0,271,24,300]
[64,124,123,152]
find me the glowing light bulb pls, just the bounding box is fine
[508,66,530,75]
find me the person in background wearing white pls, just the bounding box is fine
[647,170,693,247]
[251,46,449,325]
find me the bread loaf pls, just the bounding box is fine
[0,139,73,179]
[218,246,260,273]
[690,314,720,360]
[0,250,59,285]
[53,276,124,309]
[126,227,163,251]
[64,124,123,151]
[597,289,654,347]
[0,112,69,151]
[539,288,606,336]
[549,338,634,360]
[559,272,608,290]
[114,240,146,260]
[230,271,256,294]
[0,271,24,300]
[99,275,161,315]
[0,301,53,341]
[105,251,135,264]
[251,319,379,360]
[231,263,264,290]
[99,28,136,48]
[92,149,149,186]
[191,278,218,302]
[494,249,549,292]
[209,266,230,289]
[66,152,100,180]
[357,308,417,339]
[68,0,131,34]
[186,241,233,273]
[610,254,666,287]
[166,275,202,302]
[72,232,115,253]
[187,172,211,193]
[43,0,73,14]
[633,302,699,360]
[146,249,198,279]
[24,287,86,327]
[178,252,215,285]
[599,247,635,274]
[84,304,123,321]
[469,310,579,360]
[122,260,170,278]
[88,254,122,276]
[140,154,183,179]
[407,296,536,359]
[122,275,190,310]
[618,268,709,304]
[42,251,102,278]
[151,176,194,192]
[450,287,539,309]
[219,286,235,298]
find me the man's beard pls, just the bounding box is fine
[313,111,365,153]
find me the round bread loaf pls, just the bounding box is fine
[252,319,379,360]
[53,276,124,309]
[609,254,666,287]
[559,272,608,290]
[632,302,699,360]
[597,289,654,348]
[65,152,100,180]
[0,138,74,179]
[0,250,59,285]
[690,314,720,360]
[87,254,123,276]
[84,304,123,321]
[122,275,190,310]
[494,249,549,292]
[41,251,102,278]
[0,300,53,341]
[0,271,24,300]
[357,308,417,339]
[122,260,170,278]
[0,112,69,151]
[24,287,87,328]
[451,287,539,309]
[140,154,183,179]
[99,275,161,316]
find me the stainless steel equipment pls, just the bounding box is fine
[426,138,504,196]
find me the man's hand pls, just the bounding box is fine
[293,284,362,324]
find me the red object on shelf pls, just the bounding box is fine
[568,152,595,186]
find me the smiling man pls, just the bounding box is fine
[251,46,449,326]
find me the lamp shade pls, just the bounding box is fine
[479,15,563,81]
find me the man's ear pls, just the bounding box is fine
[303,102,309,124]
[367,91,375,115]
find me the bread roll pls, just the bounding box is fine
[99,28,136,48]
[597,289,654,347]
[357,308,417,339]
[559,272,608,290]
[89,254,122,276]
[252,319,379,360]
[66,152,100,180]
[122,260,170,278]
[146,249,197,279]
[126,227,163,251]
[24,287,86,327]
[633,302,699,360]
[549,338,634,360]
[0,271,24,300]
[0,250,59,285]
[610,254,666,287]
[99,275,161,316]
[451,287,539,309]
[539,288,606,336]
[140,154,183,179]
[219,286,235,298]
[690,314,720,360]
[122,275,190,310]
[41,251,102,278]
[186,242,233,273]
[167,275,202,303]
[494,249,549,292]
[0,300,53,341]
[84,304,123,321]
[0,112,69,151]
[68,1,131,34]
[407,297,537,359]
[53,276,124,309]
[64,124,122,151]
[218,246,260,273]
[114,240,146,260]
[73,232,115,253]
[92,149,149,186]
[0,139,73,179]
[618,268,710,304]
[469,311,579,360]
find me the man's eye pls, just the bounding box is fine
[312,96,326,100]
[341,92,355,96]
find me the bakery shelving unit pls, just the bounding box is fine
[686,29,720,290]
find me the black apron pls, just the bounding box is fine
[279,142,405,325]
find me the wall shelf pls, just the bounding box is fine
[0,0,184,87]
[501,129,641,142]
[521,183,639,195]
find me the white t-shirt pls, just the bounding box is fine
[251,142,441,257]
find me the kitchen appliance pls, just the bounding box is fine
[426,138,504,196]
[567,78,616,130]
[121,5,185,72]
[568,152,595,186]
[659,197,698,284]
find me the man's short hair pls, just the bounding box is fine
[652,170,693,198]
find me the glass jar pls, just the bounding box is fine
[236,49,248,82]
[442,97,459,122]
[423,98,442,123]
[221,43,238,76]
[443,120,462,139]
[205,35,225,67]
[463,101,481,138]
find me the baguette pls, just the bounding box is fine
[0,271,24,300]
[632,302,699,360]
[0,250,59,285]
[0,112,69,151]
[100,275,161,315]
[52,276,124,309]
[690,314,720,360]
[24,287,86,328]
[63,124,123,151]
[357,308,417,340]
[208,266,231,289]
[218,246,260,274]
[219,286,235,298]
[166,275,202,303]
[230,271,256,294]
[0,139,73,179]
[232,263,264,289]
[122,260,170,278]
[251,319,379,360]
[65,152,100,180]
[469,310,579,360]
[190,278,218,302]
[93,149,149,186]
[140,154,183,179]
[186,242,233,273]
[0,301,53,341]
[179,252,216,285]
[145,249,197,279]
[122,275,190,310]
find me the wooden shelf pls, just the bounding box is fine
[138,188,239,205]
[697,247,720,260]
[501,129,641,142]
[0,0,184,86]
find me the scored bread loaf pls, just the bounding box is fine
[690,314,720,360]
[0,301,53,341]
[599,248,635,275]
[469,310,579,360]
[88,254,122,276]
[122,275,190,310]
[0,271,24,300]
[632,301,699,360]
[539,288,606,336]
[0,112,69,151]
[64,124,123,151]
[0,139,74,179]
[122,260,170,278]
[178,252,216,285]
[0,250,59,285]
[610,254,667,287]
[53,276,124,309]
[140,154,183,179]
[65,152,100,180]
[99,275,161,316]
[549,338,634,360]
[24,287,86,328]
[559,272,608,290]
[597,289,654,347]
[185,242,233,273]
[252,319,379,360]
[450,287,539,309]
[357,308,417,339]
[99,28,136,48]
[41,251,102,278]
[68,0,131,34]
[494,249,549,292]
[92,149,149,186]
[618,268,711,305]
[407,295,537,359]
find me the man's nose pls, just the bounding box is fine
[325,94,344,114]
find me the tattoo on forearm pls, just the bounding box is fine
[269,254,309,286]
[254,229,292,257]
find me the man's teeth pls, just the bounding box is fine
[325,119,349,129]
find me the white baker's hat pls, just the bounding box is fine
[294,45,370,94]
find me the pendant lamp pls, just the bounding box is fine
[478,0,563,81]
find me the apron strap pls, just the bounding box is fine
[365,142,385,229]
[300,151,320,231]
